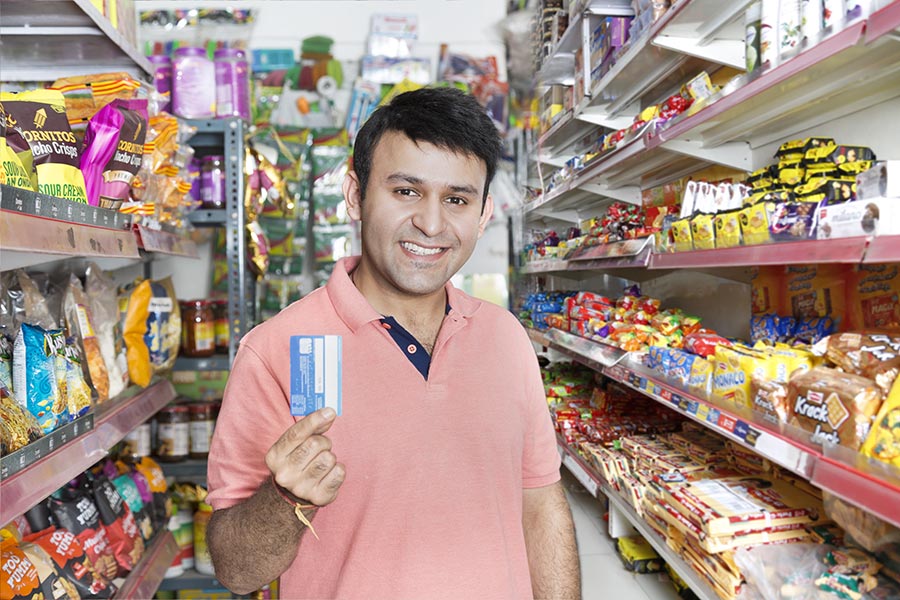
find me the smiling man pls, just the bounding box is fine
[205,87,580,599]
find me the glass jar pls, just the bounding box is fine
[155,405,189,462]
[181,300,216,357]
[200,156,226,209]
[122,422,151,460]
[214,48,251,121]
[188,402,215,459]
[147,54,172,112]
[172,46,215,119]
[212,300,230,353]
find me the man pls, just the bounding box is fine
[206,87,580,599]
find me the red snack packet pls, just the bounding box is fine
[23,527,115,598]
[48,491,118,582]
[91,475,144,576]
[684,332,732,358]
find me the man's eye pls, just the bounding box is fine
[446,196,468,206]
[396,188,418,196]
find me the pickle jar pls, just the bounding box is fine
[181,300,216,357]
[121,422,151,460]
[188,402,215,459]
[155,405,190,462]
[212,300,230,354]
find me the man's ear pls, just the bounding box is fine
[478,194,494,238]
[344,171,363,222]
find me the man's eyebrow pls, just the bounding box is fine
[448,183,480,196]
[385,172,425,186]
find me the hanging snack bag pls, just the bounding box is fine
[0,113,35,190]
[48,491,118,582]
[122,278,180,387]
[0,537,73,600]
[80,99,148,208]
[84,264,128,398]
[18,541,80,600]
[0,90,88,203]
[12,323,62,433]
[90,475,144,576]
[0,385,43,454]
[135,456,169,530]
[46,330,71,425]
[0,334,14,391]
[64,275,109,403]
[23,527,115,599]
[861,376,900,469]
[112,473,154,541]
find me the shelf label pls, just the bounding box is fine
[734,420,750,441]
[687,400,700,416]
[707,407,721,426]
[745,427,761,447]
[717,413,737,433]
[696,404,710,422]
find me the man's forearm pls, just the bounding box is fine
[207,479,316,594]
[522,482,580,599]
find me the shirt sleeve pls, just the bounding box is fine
[207,341,294,510]
[518,325,562,489]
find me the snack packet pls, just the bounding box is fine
[48,490,118,582]
[0,537,75,600]
[90,475,144,576]
[861,375,900,469]
[23,527,116,599]
[46,329,71,425]
[84,264,128,398]
[0,90,88,203]
[0,384,43,454]
[64,340,93,419]
[122,278,180,387]
[12,323,63,433]
[80,98,149,209]
[0,113,34,190]
[64,275,110,402]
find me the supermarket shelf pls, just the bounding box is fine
[867,0,900,43]
[157,568,225,592]
[537,52,576,86]
[159,458,208,481]
[653,0,752,68]
[173,355,231,371]
[812,449,900,529]
[656,20,900,149]
[649,237,871,269]
[585,0,636,16]
[135,225,200,258]
[115,531,180,600]
[522,238,654,274]
[188,209,228,226]
[0,380,177,525]
[527,328,552,347]
[0,0,152,80]
[557,441,720,600]
[555,11,584,56]
[864,235,900,263]
[603,361,818,478]
[538,110,597,153]
[1,414,95,480]
[545,328,629,368]
[522,259,571,274]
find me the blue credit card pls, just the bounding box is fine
[289,335,342,416]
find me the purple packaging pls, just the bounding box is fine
[172,47,216,119]
[214,48,251,121]
[147,54,172,112]
[79,99,148,208]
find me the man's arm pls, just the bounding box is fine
[207,408,345,594]
[522,481,580,600]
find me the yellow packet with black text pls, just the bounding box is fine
[0,90,88,203]
[861,376,900,468]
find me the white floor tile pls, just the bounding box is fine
[579,554,656,600]
[573,510,616,556]
[636,572,682,600]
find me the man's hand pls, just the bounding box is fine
[265,407,346,506]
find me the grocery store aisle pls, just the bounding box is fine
[561,470,681,600]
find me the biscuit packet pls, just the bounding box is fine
[861,375,900,469]
[0,90,88,203]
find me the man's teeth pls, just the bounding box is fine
[401,242,443,256]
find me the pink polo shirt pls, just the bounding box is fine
[207,257,561,599]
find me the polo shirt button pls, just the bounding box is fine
[407,344,417,354]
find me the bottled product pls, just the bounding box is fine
[214,48,251,121]
[156,405,190,462]
[172,47,215,119]
[163,511,185,578]
[147,54,172,112]
[200,156,226,209]
[193,502,214,575]
[122,422,151,460]
[213,300,229,353]
[189,402,215,459]
[181,300,216,357]
[173,503,194,570]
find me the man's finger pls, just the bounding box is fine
[273,408,337,453]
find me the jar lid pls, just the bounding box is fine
[180,299,212,307]
[174,46,208,57]
[147,54,172,64]
[201,155,225,162]
[214,48,246,59]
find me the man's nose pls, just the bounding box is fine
[411,196,446,238]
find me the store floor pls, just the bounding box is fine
[561,470,680,600]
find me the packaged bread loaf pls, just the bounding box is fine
[815,333,900,395]
[788,367,883,449]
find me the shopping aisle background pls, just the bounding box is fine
[561,470,680,600]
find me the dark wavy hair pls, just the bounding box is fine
[352,87,502,205]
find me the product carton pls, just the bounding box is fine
[816,197,900,239]
[857,161,900,201]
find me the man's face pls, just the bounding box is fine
[345,131,493,299]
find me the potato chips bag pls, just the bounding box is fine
[122,278,180,387]
[0,114,34,190]
[12,323,63,434]
[0,90,88,203]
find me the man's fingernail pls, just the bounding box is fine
[321,408,336,419]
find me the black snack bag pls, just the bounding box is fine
[48,490,118,582]
[23,527,115,599]
[90,475,144,576]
